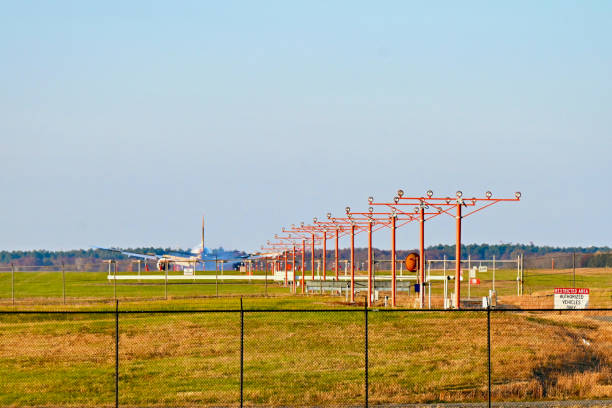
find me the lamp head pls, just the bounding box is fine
[456,190,463,198]
[515,191,522,199]
[397,189,404,198]
[486,191,492,199]
[426,190,433,198]
[368,196,374,204]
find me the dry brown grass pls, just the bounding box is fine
[0,310,611,406]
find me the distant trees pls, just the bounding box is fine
[0,244,609,267]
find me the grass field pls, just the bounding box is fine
[0,267,609,309]
[0,308,610,406]
[0,267,610,406]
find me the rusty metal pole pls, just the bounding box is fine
[391,215,397,307]
[368,221,373,307]
[322,230,327,282]
[350,224,355,303]
[335,228,340,281]
[284,250,288,287]
[455,201,462,309]
[311,233,315,281]
[301,239,306,294]
[420,207,425,309]
[292,244,296,293]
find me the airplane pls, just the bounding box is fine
[95,216,250,271]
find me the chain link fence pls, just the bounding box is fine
[0,262,287,305]
[1,305,610,407]
[1,255,610,308]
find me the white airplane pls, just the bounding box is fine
[95,216,249,271]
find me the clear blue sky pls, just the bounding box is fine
[1,1,610,251]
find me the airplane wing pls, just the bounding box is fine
[245,251,283,260]
[93,246,160,260]
[200,252,250,262]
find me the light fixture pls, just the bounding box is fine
[394,196,399,204]
[274,234,278,239]
[345,206,351,213]
[313,217,318,223]
[414,206,419,213]
[300,222,304,227]
[515,192,522,199]
[369,207,374,213]
[456,191,463,198]
[427,190,433,198]
[391,209,397,217]
[327,212,332,219]
[397,189,404,197]
[368,196,374,204]
[486,191,492,199]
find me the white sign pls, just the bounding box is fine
[470,267,477,278]
[478,265,488,273]
[554,288,589,309]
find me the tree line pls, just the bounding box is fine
[1,244,609,267]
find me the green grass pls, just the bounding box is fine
[0,270,289,307]
[0,267,610,310]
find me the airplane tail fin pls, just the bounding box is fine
[201,215,205,257]
[190,215,206,257]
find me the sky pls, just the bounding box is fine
[1,1,611,252]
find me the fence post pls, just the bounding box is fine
[364,300,368,408]
[240,297,244,408]
[11,263,15,306]
[487,306,491,408]
[492,256,496,292]
[62,262,66,305]
[572,252,576,288]
[115,299,119,408]
[264,266,268,297]
[113,261,117,301]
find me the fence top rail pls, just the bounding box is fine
[0,307,610,314]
